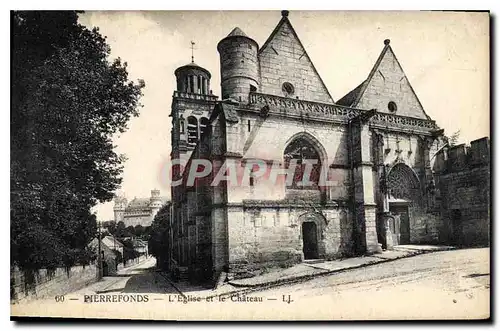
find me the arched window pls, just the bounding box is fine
[284,137,322,190]
[187,116,198,146]
[199,117,209,138]
[387,163,421,205]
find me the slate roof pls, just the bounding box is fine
[127,198,150,209]
[227,27,248,38]
[210,102,239,124]
[336,80,366,107]
[126,196,169,210]
[102,236,124,249]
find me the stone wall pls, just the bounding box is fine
[227,203,353,279]
[434,137,490,246]
[11,263,97,303]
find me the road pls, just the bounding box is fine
[69,256,177,295]
[11,248,489,320]
[255,247,490,320]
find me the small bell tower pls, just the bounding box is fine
[170,42,219,199]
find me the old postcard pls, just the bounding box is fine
[10,10,490,321]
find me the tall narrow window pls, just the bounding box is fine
[198,76,202,94]
[189,76,195,93]
[201,77,206,95]
[199,117,209,138]
[179,118,185,134]
[247,120,251,132]
[187,116,198,146]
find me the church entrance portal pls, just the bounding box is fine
[302,222,318,259]
[389,203,410,245]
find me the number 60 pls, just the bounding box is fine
[54,295,65,302]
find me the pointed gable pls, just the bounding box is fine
[349,39,430,119]
[258,11,334,103]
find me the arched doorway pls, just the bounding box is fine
[302,222,318,259]
[386,163,421,244]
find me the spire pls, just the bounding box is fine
[226,27,248,38]
[190,41,196,63]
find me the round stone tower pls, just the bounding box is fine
[149,189,163,218]
[113,195,127,223]
[217,27,259,103]
[174,62,212,95]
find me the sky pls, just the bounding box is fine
[77,11,490,221]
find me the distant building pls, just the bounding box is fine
[89,236,124,276]
[132,239,149,256]
[113,189,169,227]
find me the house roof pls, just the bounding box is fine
[102,236,124,248]
[133,239,148,247]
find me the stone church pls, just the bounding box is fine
[167,11,490,282]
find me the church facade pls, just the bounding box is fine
[167,11,490,283]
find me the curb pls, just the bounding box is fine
[156,271,187,299]
[220,248,455,297]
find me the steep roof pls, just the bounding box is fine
[227,27,248,38]
[102,236,124,248]
[341,39,431,119]
[209,102,239,124]
[258,10,334,103]
[336,80,366,107]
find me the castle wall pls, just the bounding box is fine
[434,138,490,246]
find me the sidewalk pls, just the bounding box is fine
[70,256,156,295]
[164,245,455,298]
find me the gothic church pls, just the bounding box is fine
[167,11,489,282]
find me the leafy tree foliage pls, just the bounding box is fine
[11,11,145,271]
[148,204,170,270]
[446,130,461,147]
[121,239,140,264]
[134,225,144,238]
[125,226,136,237]
[103,220,117,235]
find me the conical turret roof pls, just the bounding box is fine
[227,27,248,38]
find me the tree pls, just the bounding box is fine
[105,220,117,235]
[148,204,170,270]
[446,130,461,147]
[121,239,139,264]
[126,226,136,237]
[11,11,145,271]
[134,225,144,238]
